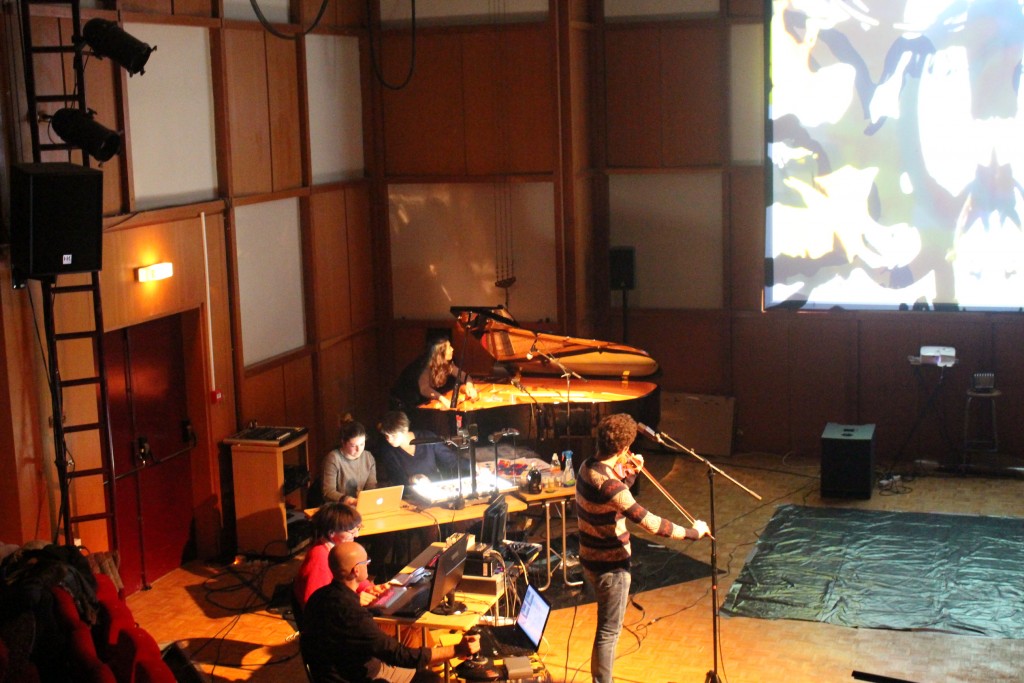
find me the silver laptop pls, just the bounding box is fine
[355,485,405,518]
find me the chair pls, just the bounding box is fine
[963,372,1001,457]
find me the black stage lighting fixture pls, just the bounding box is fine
[50,108,121,162]
[81,18,155,76]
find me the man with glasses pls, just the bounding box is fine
[300,541,480,682]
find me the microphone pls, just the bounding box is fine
[411,436,448,445]
[525,334,539,360]
[636,422,662,443]
[488,427,521,443]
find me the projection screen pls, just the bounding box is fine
[766,0,1024,311]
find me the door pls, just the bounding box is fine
[106,314,195,594]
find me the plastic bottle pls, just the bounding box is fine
[561,450,575,486]
[550,453,561,476]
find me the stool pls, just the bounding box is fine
[963,387,1001,456]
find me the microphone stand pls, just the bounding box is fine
[650,427,761,683]
[535,348,587,453]
[510,372,543,440]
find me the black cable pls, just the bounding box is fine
[365,0,417,90]
[249,0,331,40]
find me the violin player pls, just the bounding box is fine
[574,413,711,683]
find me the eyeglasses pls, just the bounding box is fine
[355,558,371,567]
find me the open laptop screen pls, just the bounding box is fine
[516,584,551,649]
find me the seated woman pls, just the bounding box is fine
[293,503,383,620]
[320,420,377,506]
[390,337,477,412]
[376,411,459,492]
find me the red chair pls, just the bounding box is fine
[51,586,117,683]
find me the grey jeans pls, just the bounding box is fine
[583,567,632,683]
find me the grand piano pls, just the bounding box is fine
[408,306,661,449]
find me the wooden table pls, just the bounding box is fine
[375,545,505,680]
[305,497,527,536]
[514,485,583,591]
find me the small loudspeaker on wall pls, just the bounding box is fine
[10,162,103,283]
[609,246,635,290]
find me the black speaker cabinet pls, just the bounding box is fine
[609,246,635,290]
[10,162,103,280]
[821,423,875,499]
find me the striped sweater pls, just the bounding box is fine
[575,456,697,572]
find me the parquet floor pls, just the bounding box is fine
[127,451,1024,682]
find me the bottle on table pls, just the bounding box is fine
[561,450,575,486]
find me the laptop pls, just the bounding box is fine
[478,584,551,657]
[355,485,405,518]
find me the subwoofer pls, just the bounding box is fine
[10,162,103,280]
[821,423,876,499]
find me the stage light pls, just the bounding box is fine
[81,18,155,76]
[135,262,174,283]
[49,108,121,162]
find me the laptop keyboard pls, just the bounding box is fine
[479,627,535,657]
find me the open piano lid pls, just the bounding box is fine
[450,306,659,378]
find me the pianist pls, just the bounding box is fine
[390,337,477,411]
[301,541,480,683]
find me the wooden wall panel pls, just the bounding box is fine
[604,26,661,167]
[223,27,272,195]
[729,167,766,311]
[857,316,920,464]
[661,23,725,167]
[624,309,731,396]
[310,189,351,341]
[266,36,303,191]
[382,32,465,176]
[283,354,318,453]
[462,30,503,176]
[0,269,50,544]
[100,220,208,331]
[569,24,592,175]
[787,314,858,453]
[731,313,791,454]
[992,317,1024,454]
[728,0,767,19]
[241,367,287,426]
[316,340,353,460]
[500,25,555,174]
[120,0,172,14]
[172,0,215,17]
[351,330,384,419]
[299,0,364,27]
[240,354,317,432]
[345,185,376,329]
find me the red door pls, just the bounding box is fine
[106,314,195,594]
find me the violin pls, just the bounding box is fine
[615,450,709,535]
[613,452,644,479]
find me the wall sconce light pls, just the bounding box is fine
[135,262,173,282]
[81,18,156,76]
[46,108,121,162]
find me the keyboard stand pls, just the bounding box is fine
[896,362,960,470]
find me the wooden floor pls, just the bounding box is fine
[128,451,1024,682]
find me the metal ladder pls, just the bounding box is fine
[19,0,117,550]
[41,274,118,550]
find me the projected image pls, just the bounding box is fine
[767,0,1024,311]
